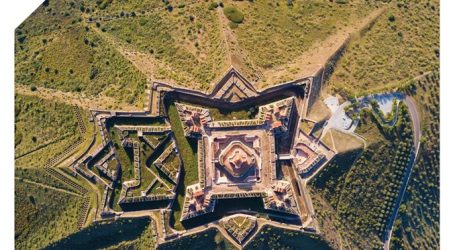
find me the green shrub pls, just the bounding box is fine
[208,2,219,10]
[335,0,348,4]
[223,6,244,23]
[97,0,112,10]
[228,22,239,29]
[388,14,396,22]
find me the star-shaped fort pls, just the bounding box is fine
[69,67,335,248]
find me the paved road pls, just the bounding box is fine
[320,101,354,138]
[383,96,421,250]
[404,96,421,149]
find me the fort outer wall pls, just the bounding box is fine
[305,37,350,117]
[156,78,311,115]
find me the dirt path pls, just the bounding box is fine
[261,7,386,87]
[15,84,138,110]
[83,11,156,80]
[215,8,262,84]
[16,177,84,197]
[88,18,197,88]
[15,133,72,160]
[90,25,157,79]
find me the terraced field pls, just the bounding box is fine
[15,94,83,168]
[15,168,80,193]
[15,95,78,155]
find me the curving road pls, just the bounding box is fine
[383,96,421,249]
[404,96,421,149]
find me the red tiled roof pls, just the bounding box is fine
[193,190,204,197]
[271,121,282,128]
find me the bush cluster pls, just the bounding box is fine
[223,6,244,24]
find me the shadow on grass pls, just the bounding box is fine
[44,217,150,250]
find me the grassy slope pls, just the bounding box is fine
[80,0,165,14]
[15,168,80,193]
[15,0,147,106]
[45,217,150,249]
[15,95,78,154]
[330,129,364,153]
[390,72,439,249]
[101,2,227,90]
[103,218,157,250]
[15,180,84,249]
[327,0,439,95]
[14,94,82,168]
[307,98,332,123]
[310,149,363,207]
[245,225,331,250]
[233,0,374,69]
[146,139,177,190]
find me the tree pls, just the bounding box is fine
[28,195,36,205]
[90,67,99,80]
[388,14,396,22]
[223,6,244,24]
[208,2,219,10]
